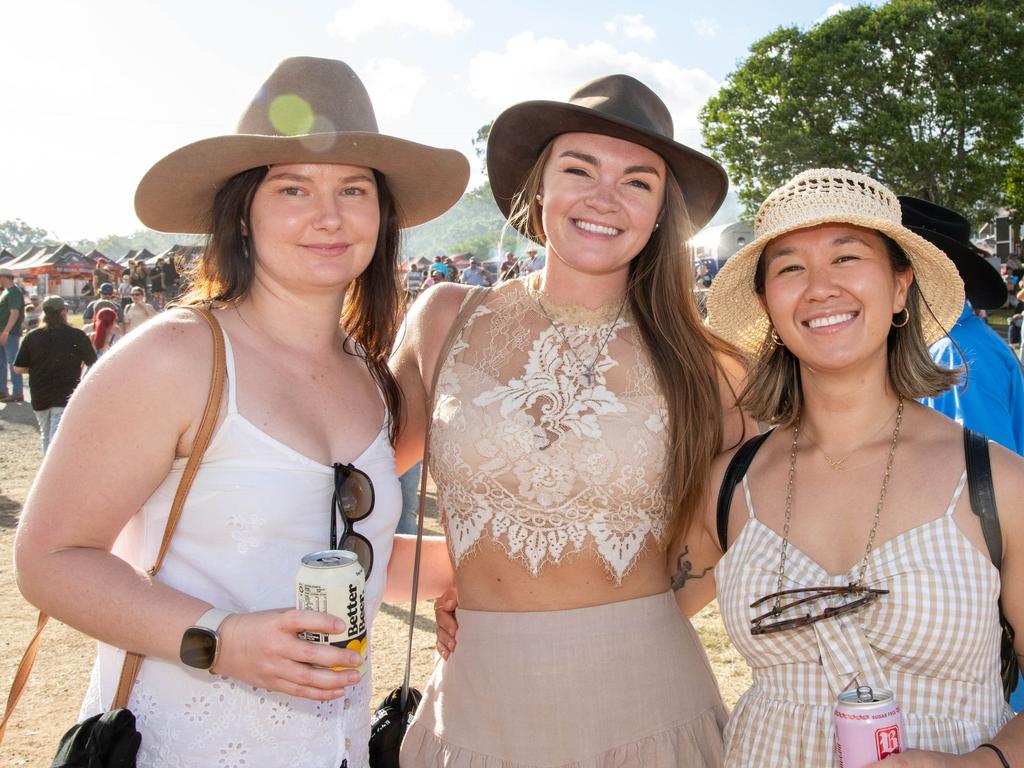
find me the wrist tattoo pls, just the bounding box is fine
[671,545,712,591]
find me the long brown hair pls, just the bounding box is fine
[508,143,746,544]
[740,233,961,427]
[180,165,403,443]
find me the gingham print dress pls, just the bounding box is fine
[715,470,1015,767]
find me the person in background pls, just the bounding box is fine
[904,196,1024,713]
[422,268,444,291]
[443,256,460,282]
[129,259,149,294]
[405,263,423,304]
[519,246,544,275]
[459,257,493,287]
[161,256,179,301]
[149,259,167,308]
[430,255,448,279]
[13,296,96,452]
[498,251,518,281]
[118,272,133,310]
[24,295,41,331]
[89,306,122,356]
[91,258,111,293]
[82,282,124,324]
[123,286,158,333]
[0,267,25,402]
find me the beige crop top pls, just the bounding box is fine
[429,277,671,584]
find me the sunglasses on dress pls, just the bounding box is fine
[329,462,375,577]
[749,585,889,635]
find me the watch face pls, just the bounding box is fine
[180,627,217,669]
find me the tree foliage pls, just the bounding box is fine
[1006,145,1024,224]
[700,0,1024,223]
[0,219,52,253]
[402,181,532,260]
[473,121,493,175]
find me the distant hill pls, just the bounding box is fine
[402,182,534,261]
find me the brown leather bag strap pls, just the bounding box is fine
[401,287,490,701]
[0,306,227,743]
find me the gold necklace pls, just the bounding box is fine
[801,401,902,471]
[771,395,904,609]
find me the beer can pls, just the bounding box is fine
[834,685,904,767]
[295,549,367,673]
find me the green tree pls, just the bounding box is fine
[472,121,493,175]
[700,0,1024,223]
[1006,145,1024,224]
[0,219,52,253]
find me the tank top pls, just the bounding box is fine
[430,277,670,583]
[81,326,401,768]
[716,470,1014,766]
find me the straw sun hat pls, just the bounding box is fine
[486,74,728,233]
[135,57,469,234]
[706,168,964,354]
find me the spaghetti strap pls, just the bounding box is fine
[219,325,239,415]
[741,475,756,519]
[945,469,968,517]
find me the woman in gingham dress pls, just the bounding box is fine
[680,169,1024,766]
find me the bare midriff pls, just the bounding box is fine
[452,539,670,612]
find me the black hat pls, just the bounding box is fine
[899,196,1006,310]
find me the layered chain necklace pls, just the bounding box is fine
[772,395,904,603]
[531,282,627,390]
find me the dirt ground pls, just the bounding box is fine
[0,400,750,766]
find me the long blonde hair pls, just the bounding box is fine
[509,143,746,543]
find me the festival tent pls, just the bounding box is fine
[0,249,15,265]
[5,243,121,298]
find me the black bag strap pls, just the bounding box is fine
[963,428,1003,570]
[716,430,773,553]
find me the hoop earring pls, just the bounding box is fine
[892,307,910,328]
[769,326,784,347]
[241,238,251,261]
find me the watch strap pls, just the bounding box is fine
[192,608,233,633]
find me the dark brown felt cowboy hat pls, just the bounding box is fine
[486,74,728,231]
[899,196,1006,310]
[135,56,469,234]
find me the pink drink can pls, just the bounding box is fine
[834,686,904,766]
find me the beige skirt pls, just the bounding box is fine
[400,591,727,768]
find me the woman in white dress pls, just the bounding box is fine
[14,57,466,768]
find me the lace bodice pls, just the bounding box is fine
[430,277,670,584]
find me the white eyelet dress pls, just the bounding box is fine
[715,471,1014,767]
[80,326,401,768]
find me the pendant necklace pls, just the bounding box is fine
[801,400,903,471]
[771,395,904,608]
[533,292,627,389]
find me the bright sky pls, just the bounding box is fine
[0,0,877,241]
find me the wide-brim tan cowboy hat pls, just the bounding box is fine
[136,56,469,234]
[706,168,964,354]
[487,74,728,233]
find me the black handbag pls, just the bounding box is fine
[51,709,141,768]
[0,307,227,765]
[367,287,489,767]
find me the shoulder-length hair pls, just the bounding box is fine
[507,143,746,544]
[739,234,961,427]
[179,165,403,443]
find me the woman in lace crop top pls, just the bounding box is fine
[392,75,753,767]
[14,57,467,768]
[683,169,1024,766]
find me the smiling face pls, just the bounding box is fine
[761,223,913,374]
[248,162,380,294]
[537,132,665,282]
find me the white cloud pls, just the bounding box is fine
[467,33,719,148]
[328,0,471,41]
[690,18,720,38]
[604,14,656,43]
[362,59,427,120]
[818,3,851,22]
